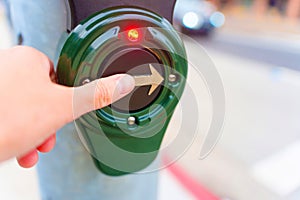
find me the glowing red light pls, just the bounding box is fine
[127,29,140,42]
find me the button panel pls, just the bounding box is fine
[99,48,165,112]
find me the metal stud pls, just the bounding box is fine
[168,74,177,83]
[127,117,136,126]
[82,79,91,85]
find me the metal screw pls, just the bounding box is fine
[127,117,136,126]
[169,74,177,83]
[82,79,91,85]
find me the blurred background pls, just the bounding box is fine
[1,0,300,200]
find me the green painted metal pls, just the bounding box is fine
[57,7,188,176]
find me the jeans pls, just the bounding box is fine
[7,1,158,199]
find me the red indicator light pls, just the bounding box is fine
[127,29,140,42]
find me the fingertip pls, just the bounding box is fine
[94,74,135,106]
[37,134,56,153]
[17,150,39,168]
[115,74,135,96]
[70,74,135,119]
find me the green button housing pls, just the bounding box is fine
[57,7,188,176]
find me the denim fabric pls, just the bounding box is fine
[7,1,159,199]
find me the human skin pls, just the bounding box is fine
[0,46,135,168]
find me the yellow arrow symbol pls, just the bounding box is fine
[133,64,164,95]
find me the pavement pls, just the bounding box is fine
[171,47,300,200]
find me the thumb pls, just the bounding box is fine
[62,74,135,121]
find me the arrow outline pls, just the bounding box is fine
[133,64,165,95]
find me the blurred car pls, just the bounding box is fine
[174,0,225,35]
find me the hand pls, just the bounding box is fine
[0,46,135,168]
